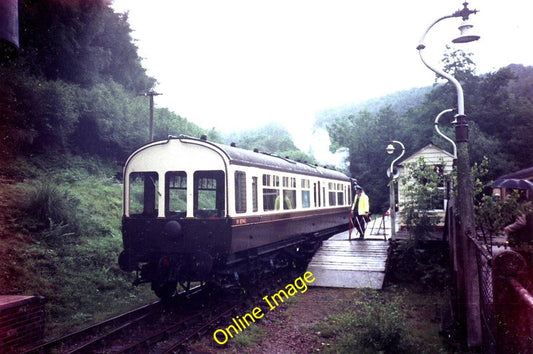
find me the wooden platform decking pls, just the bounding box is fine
[307,226,390,289]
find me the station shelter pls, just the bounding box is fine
[396,143,455,228]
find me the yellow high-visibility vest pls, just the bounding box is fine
[351,192,369,215]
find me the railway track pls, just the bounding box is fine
[23,299,161,353]
[24,264,310,353]
[23,286,207,353]
[22,284,249,353]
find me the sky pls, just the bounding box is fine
[111,0,533,158]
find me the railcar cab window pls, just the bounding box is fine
[194,171,225,218]
[129,172,159,217]
[166,172,187,217]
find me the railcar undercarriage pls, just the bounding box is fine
[129,228,337,300]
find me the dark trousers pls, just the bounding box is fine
[353,215,366,238]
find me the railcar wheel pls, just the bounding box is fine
[151,281,177,299]
[179,279,192,293]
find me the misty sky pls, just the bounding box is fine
[111,0,533,156]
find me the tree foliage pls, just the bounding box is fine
[326,47,533,213]
[17,0,153,91]
[0,0,212,161]
[226,123,318,164]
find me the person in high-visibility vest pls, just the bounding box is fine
[350,186,370,240]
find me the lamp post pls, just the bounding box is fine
[434,108,457,159]
[417,1,480,346]
[386,140,405,239]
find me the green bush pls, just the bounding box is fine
[315,289,414,353]
[22,181,79,232]
[388,240,449,290]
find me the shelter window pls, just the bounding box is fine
[129,172,158,217]
[235,171,247,213]
[194,170,225,218]
[165,172,187,217]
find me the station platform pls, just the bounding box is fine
[307,217,393,289]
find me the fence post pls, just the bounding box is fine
[493,250,533,353]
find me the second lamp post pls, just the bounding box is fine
[386,140,405,239]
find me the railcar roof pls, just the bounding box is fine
[174,136,350,181]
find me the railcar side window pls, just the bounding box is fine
[263,173,277,211]
[337,183,345,205]
[301,179,310,208]
[252,177,258,212]
[235,171,246,213]
[328,182,337,206]
[129,172,159,217]
[194,171,225,218]
[281,190,295,210]
[263,188,278,211]
[281,176,296,210]
[165,172,187,217]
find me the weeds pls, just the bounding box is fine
[22,181,79,230]
[387,239,450,290]
[314,287,444,353]
[232,324,267,347]
[315,289,413,353]
[3,154,155,339]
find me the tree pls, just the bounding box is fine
[327,106,406,213]
[16,0,154,91]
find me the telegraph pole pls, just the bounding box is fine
[141,89,162,142]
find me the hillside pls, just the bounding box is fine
[315,86,432,128]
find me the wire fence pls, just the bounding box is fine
[455,223,533,353]
[471,235,496,353]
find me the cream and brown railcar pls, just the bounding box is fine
[119,135,352,298]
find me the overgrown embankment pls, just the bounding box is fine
[0,154,155,339]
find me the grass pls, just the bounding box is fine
[232,324,268,347]
[0,154,156,339]
[313,287,447,353]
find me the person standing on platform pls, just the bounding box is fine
[351,186,370,240]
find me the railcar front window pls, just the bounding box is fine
[194,171,225,218]
[166,172,187,217]
[129,172,158,217]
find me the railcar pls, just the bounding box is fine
[118,135,353,298]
